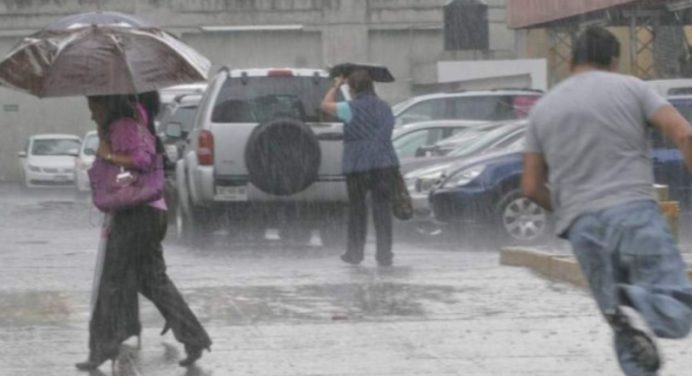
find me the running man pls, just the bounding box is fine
[522,26,692,375]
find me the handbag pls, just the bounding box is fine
[391,168,413,221]
[89,155,164,212]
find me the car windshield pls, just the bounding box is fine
[447,124,522,157]
[82,134,99,156]
[212,76,341,123]
[31,138,80,156]
[431,123,506,155]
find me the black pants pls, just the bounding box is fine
[88,205,211,359]
[345,167,397,263]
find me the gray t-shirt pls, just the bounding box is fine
[525,71,668,236]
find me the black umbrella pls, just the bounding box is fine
[329,62,395,83]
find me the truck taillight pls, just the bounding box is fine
[197,130,214,166]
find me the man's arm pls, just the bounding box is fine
[320,77,344,116]
[522,152,553,211]
[649,105,692,172]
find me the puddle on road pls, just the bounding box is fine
[183,282,469,326]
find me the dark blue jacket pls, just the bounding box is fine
[343,94,399,174]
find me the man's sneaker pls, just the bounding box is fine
[610,306,661,373]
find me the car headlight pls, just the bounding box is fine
[415,172,445,193]
[441,165,485,188]
[28,165,41,172]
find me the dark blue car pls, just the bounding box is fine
[430,96,692,244]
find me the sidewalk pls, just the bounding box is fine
[501,241,692,288]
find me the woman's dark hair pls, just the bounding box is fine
[88,94,136,134]
[133,91,165,154]
[347,69,375,97]
[571,26,621,69]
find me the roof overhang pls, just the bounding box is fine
[507,0,674,29]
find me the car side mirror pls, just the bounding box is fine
[17,151,27,158]
[165,122,183,139]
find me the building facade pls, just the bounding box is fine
[0,0,517,181]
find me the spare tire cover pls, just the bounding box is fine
[245,118,322,196]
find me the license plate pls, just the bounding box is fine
[215,185,248,201]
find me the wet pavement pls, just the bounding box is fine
[2,183,692,375]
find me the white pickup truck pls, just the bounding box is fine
[175,68,349,245]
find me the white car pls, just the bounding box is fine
[75,130,99,192]
[392,89,543,127]
[18,134,81,188]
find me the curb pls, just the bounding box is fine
[500,247,587,287]
[500,247,692,288]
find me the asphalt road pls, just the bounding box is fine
[1,184,692,376]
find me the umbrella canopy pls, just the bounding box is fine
[328,63,395,83]
[0,12,211,98]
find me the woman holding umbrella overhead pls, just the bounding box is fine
[321,68,399,266]
[76,93,212,370]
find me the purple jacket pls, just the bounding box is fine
[89,104,166,211]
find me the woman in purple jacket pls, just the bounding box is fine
[76,94,211,371]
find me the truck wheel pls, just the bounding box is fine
[245,118,321,196]
[496,189,549,244]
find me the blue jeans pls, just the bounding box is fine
[567,200,692,376]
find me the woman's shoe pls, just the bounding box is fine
[179,344,210,367]
[75,350,118,371]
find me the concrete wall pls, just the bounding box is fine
[0,0,518,181]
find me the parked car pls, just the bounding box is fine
[74,130,98,192]
[159,93,202,162]
[158,94,202,223]
[158,83,207,128]
[18,134,81,188]
[392,89,542,127]
[404,122,527,236]
[400,120,527,176]
[646,79,692,97]
[429,146,536,243]
[429,95,692,244]
[175,67,349,245]
[160,83,207,108]
[652,95,692,210]
[392,119,487,159]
